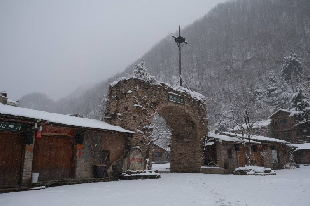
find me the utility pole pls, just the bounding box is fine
[172,26,188,87]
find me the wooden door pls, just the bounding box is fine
[238,146,246,167]
[254,148,263,166]
[0,132,25,187]
[307,151,310,164]
[33,136,74,181]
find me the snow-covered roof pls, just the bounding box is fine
[224,132,289,144]
[0,104,134,134]
[219,132,289,144]
[253,119,272,128]
[208,132,260,144]
[153,141,170,152]
[291,143,310,151]
[270,109,303,118]
[248,134,288,144]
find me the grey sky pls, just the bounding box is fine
[0,0,227,101]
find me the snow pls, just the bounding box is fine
[152,162,170,172]
[208,132,260,144]
[109,64,206,103]
[269,109,303,118]
[291,143,310,151]
[221,132,289,144]
[0,104,134,134]
[1,165,310,206]
[231,119,271,131]
[235,166,273,174]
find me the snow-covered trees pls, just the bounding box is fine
[281,53,304,93]
[292,90,309,112]
[18,0,310,130]
[133,61,157,84]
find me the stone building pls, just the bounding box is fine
[0,103,133,189]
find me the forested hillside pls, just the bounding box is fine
[20,0,310,130]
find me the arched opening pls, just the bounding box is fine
[149,114,171,164]
[158,106,201,172]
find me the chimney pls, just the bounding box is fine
[0,91,8,105]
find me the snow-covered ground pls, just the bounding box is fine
[1,165,310,206]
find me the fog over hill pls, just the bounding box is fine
[20,0,310,130]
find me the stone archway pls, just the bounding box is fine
[105,77,208,173]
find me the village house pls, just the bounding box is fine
[152,143,170,163]
[291,143,310,164]
[0,103,134,190]
[203,132,261,174]
[203,132,293,174]
[270,109,310,143]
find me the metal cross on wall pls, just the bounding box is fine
[172,26,188,87]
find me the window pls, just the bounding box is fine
[278,119,288,124]
[154,152,162,157]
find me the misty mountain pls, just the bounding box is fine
[19,93,58,113]
[20,0,310,130]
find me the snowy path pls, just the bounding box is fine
[1,166,310,206]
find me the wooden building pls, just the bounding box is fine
[270,109,310,143]
[0,103,133,189]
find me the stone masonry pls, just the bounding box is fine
[105,77,208,173]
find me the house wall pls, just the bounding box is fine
[75,130,129,179]
[272,111,297,143]
[216,142,239,173]
[152,144,170,163]
[21,142,35,186]
[102,132,127,164]
[294,150,310,164]
[259,142,289,169]
[75,131,101,179]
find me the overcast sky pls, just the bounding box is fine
[0,0,227,101]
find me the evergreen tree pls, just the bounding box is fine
[281,53,303,92]
[264,70,289,112]
[292,89,309,111]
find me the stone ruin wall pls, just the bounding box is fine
[105,78,208,172]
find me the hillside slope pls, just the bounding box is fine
[20,0,310,130]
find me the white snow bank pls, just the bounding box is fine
[0,104,134,134]
[235,166,271,173]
